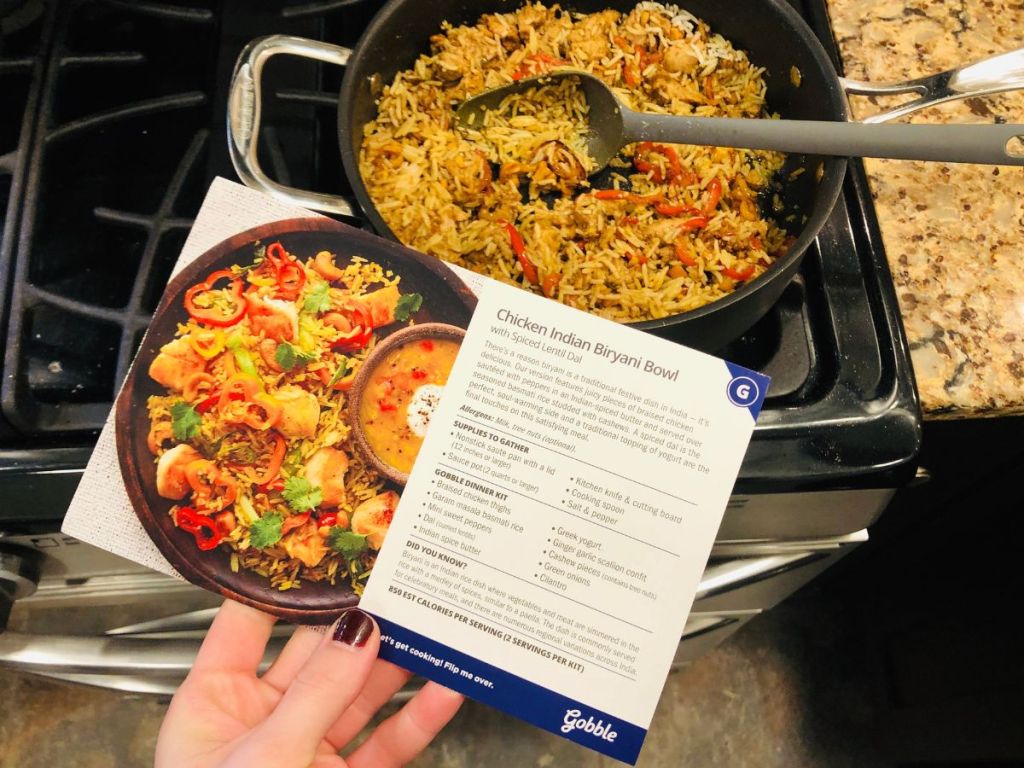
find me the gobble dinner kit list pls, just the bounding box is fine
[361,274,768,764]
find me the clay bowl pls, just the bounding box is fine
[348,323,466,486]
[116,216,475,624]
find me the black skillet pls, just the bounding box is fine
[228,0,849,352]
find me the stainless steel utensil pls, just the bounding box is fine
[455,71,1024,170]
[842,47,1024,124]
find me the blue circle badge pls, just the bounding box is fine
[727,376,760,408]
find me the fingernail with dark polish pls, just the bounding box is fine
[332,608,374,647]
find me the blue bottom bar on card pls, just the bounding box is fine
[372,616,647,764]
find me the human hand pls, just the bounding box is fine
[156,600,464,768]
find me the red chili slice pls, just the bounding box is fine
[175,507,223,551]
[183,269,246,328]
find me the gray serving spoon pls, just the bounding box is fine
[455,71,1024,168]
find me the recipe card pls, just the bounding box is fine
[361,278,768,765]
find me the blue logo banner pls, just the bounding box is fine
[723,361,770,420]
[371,616,647,764]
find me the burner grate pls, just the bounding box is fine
[0,0,370,439]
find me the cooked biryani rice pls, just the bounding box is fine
[360,1,791,321]
[146,248,417,593]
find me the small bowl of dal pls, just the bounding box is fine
[349,323,464,484]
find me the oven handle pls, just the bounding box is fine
[695,550,830,601]
[0,631,285,676]
[0,549,832,692]
[227,35,357,216]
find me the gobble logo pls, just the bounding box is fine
[726,375,760,408]
[561,709,618,743]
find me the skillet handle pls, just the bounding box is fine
[840,47,1024,124]
[228,35,357,217]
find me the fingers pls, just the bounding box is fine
[323,660,413,748]
[193,599,276,675]
[346,682,464,768]
[226,609,380,767]
[260,624,326,693]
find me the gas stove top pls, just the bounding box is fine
[0,0,920,533]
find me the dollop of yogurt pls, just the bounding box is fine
[406,384,444,438]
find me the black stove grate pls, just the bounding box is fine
[0,0,379,439]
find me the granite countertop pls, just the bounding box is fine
[826,0,1024,419]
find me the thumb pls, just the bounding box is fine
[227,608,380,767]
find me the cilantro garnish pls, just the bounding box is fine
[327,528,369,559]
[249,512,283,548]
[275,341,317,372]
[394,293,423,322]
[282,476,322,513]
[326,357,351,388]
[303,281,332,314]
[169,401,201,441]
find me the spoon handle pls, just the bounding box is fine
[621,111,1024,166]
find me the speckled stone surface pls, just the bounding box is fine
[827,0,1024,419]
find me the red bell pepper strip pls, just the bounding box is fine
[184,269,246,328]
[677,216,709,232]
[330,325,373,352]
[275,261,306,299]
[242,393,282,431]
[634,142,684,184]
[703,178,723,215]
[500,221,539,286]
[318,512,339,528]
[654,203,702,217]
[255,432,287,488]
[542,272,561,298]
[265,242,306,299]
[195,389,243,414]
[218,374,260,412]
[328,300,374,351]
[511,52,566,80]
[593,189,630,200]
[723,264,755,281]
[592,189,663,204]
[674,241,698,267]
[175,507,223,551]
[185,460,239,507]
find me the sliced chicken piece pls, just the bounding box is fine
[281,519,329,568]
[156,444,203,500]
[359,284,402,328]
[275,385,320,439]
[148,338,206,392]
[351,490,400,549]
[649,72,701,107]
[244,293,299,341]
[304,447,350,508]
[663,43,700,74]
[258,338,283,373]
[565,10,618,62]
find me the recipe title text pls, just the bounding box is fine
[495,308,679,381]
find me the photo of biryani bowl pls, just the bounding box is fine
[349,323,466,486]
[115,217,475,623]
